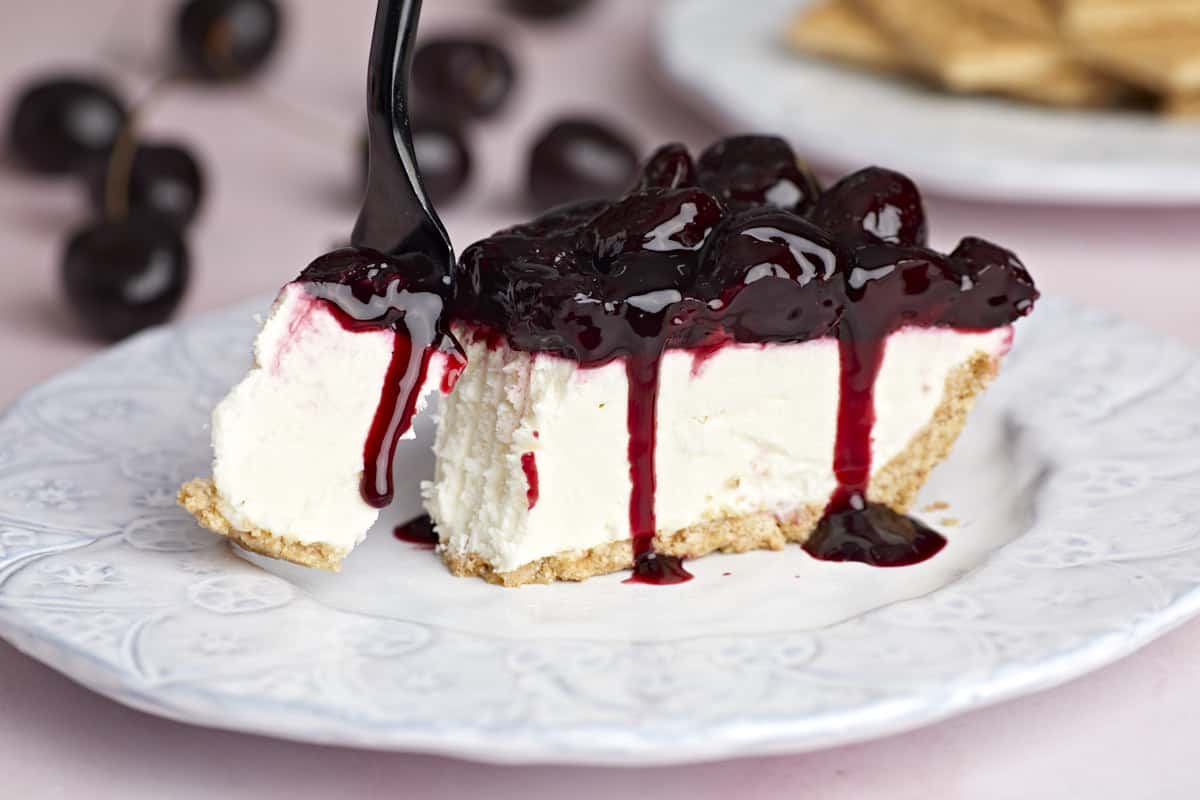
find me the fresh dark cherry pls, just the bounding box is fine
[696,135,820,215]
[945,237,1039,327]
[503,0,593,21]
[635,142,696,191]
[175,0,283,82]
[697,209,843,340]
[7,77,127,175]
[359,117,472,207]
[87,142,205,228]
[61,218,190,341]
[528,118,639,210]
[813,167,927,247]
[411,38,515,119]
[412,118,472,205]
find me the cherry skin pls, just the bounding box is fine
[503,0,593,21]
[528,118,639,210]
[696,135,820,214]
[813,167,928,247]
[411,38,516,119]
[61,218,190,341]
[697,208,843,340]
[87,142,205,228]
[635,142,697,191]
[7,76,127,175]
[175,0,283,82]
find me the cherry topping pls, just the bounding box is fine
[412,38,516,119]
[813,167,928,246]
[61,218,190,340]
[300,246,447,301]
[87,142,205,227]
[7,77,127,175]
[697,135,819,214]
[635,142,697,191]
[175,0,283,83]
[528,118,639,210]
[696,209,843,339]
[945,237,1039,327]
[503,0,594,21]
[588,187,721,262]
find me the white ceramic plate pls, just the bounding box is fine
[657,0,1200,206]
[2,296,1200,765]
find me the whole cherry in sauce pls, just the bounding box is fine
[61,217,190,341]
[7,76,127,174]
[697,135,820,215]
[586,187,722,300]
[87,141,206,227]
[412,38,516,119]
[813,167,928,247]
[635,142,697,191]
[696,208,843,340]
[944,237,1038,328]
[528,117,639,211]
[175,0,284,82]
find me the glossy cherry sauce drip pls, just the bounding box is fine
[300,248,452,508]
[455,137,1039,578]
[622,353,693,585]
[395,513,439,549]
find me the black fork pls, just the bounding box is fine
[351,0,453,279]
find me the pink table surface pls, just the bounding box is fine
[2,1,1200,797]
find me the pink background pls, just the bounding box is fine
[2,1,1199,797]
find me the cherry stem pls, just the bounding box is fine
[102,74,177,222]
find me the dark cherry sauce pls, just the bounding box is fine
[394,513,439,549]
[441,352,467,394]
[802,330,947,566]
[520,451,540,510]
[624,352,694,584]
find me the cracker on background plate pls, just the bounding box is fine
[1163,91,1200,116]
[954,0,1056,35]
[786,0,907,72]
[1004,60,1133,107]
[1074,31,1200,93]
[1054,0,1200,36]
[854,0,1065,92]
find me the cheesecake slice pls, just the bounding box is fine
[430,323,1009,586]
[425,138,1036,585]
[180,249,458,570]
[182,136,1037,583]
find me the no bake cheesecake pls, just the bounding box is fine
[181,136,1037,586]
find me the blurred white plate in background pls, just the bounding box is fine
[657,0,1200,206]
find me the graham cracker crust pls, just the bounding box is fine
[443,350,999,587]
[177,478,346,571]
